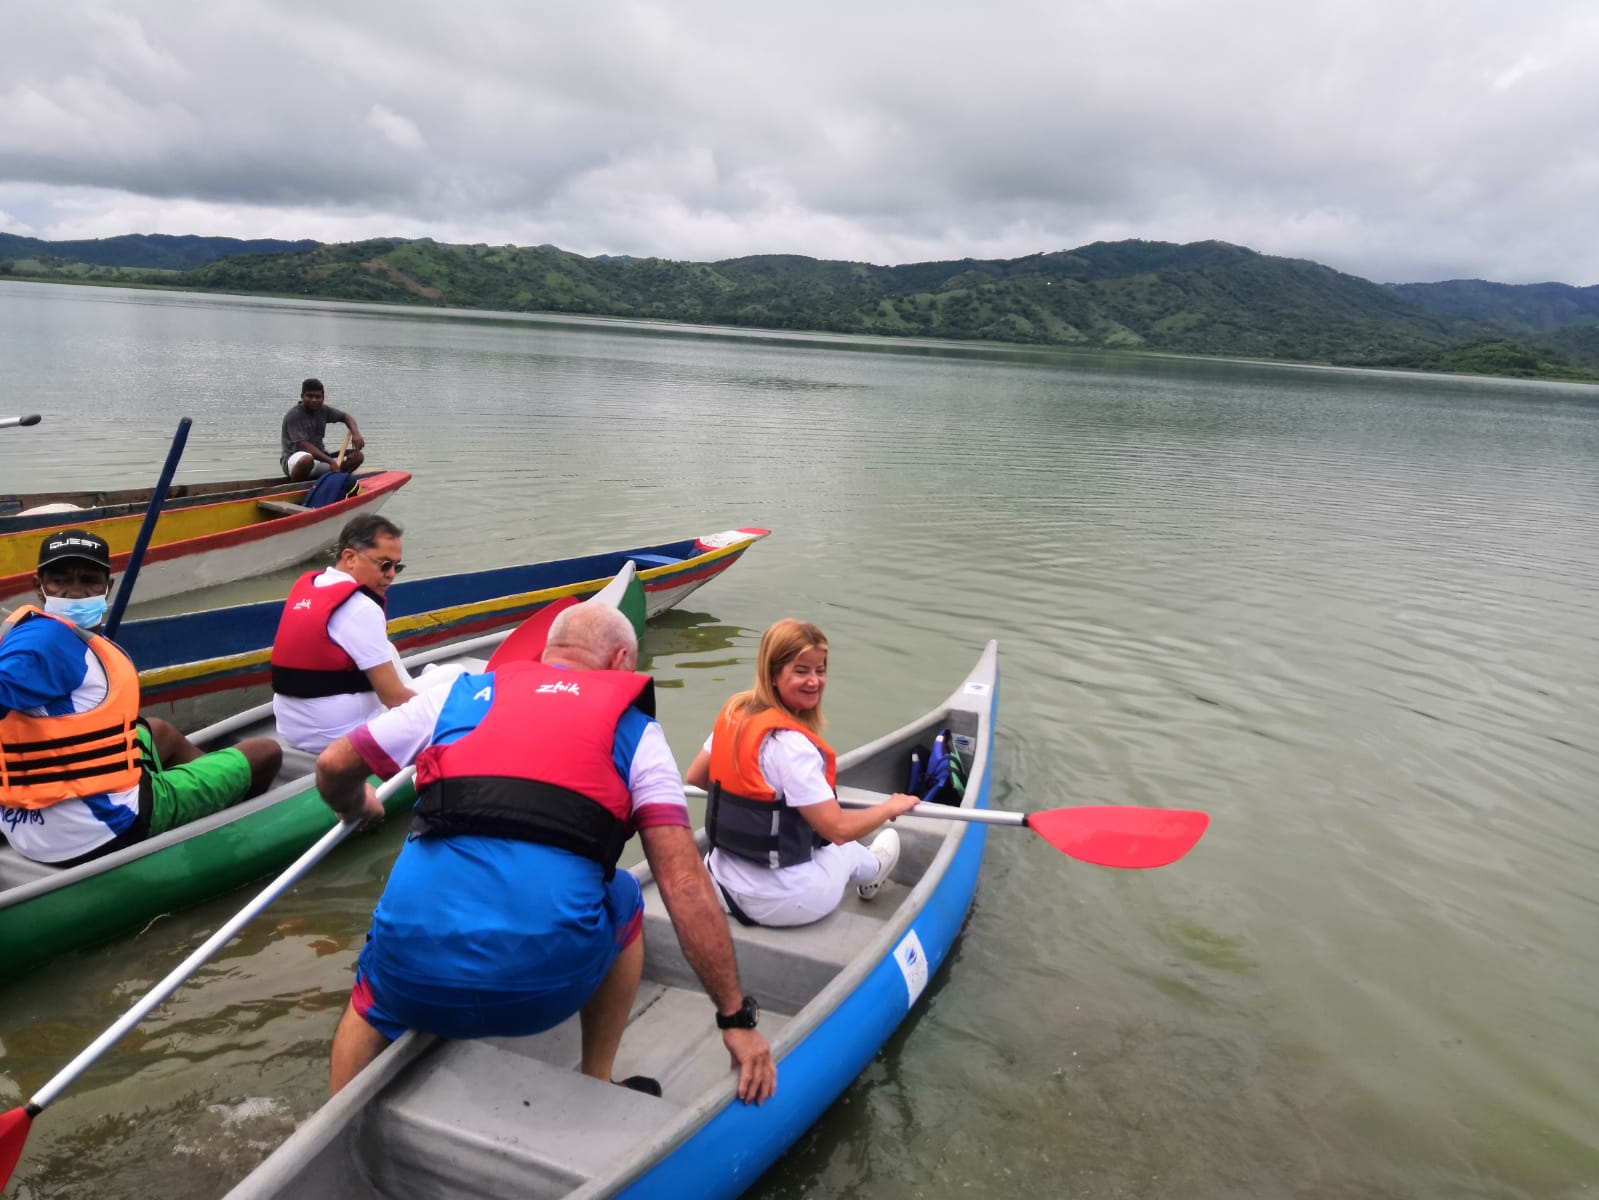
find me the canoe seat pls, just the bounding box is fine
[258,499,311,518]
[0,849,61,891]
[627,553,680,569]
[366,1034,683,1197]
[639,881,903,1015]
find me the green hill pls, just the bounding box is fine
[163,236,1475,361]
[0,232,317,270]
[4,233,1596,382]
[1390,279,1599,334]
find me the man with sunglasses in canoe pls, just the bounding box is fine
[0,529,282,865]
[271,515,463,753]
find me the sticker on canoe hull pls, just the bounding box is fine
[963,681,991,696]
[893,929,930,1007]
[695,528,770,550]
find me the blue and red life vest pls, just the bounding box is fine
[411,661,656,878]
[269,571,386,698]
[705,700,834,868]
[0,606,145,809]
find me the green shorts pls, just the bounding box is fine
[136,725,254,835]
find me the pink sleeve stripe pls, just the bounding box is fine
[633,803,691,830]
[349,725,402,780]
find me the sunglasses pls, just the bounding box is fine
[360,551,405,576]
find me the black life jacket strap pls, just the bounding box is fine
[271,664,376,698]
[411,776,628,881]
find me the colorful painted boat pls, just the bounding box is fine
[227,641,1000,1200]
[0,565,647,985]
[0,474,331,533]
[121,528,772,710]
[0,470,411,611]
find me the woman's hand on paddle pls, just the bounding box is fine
[883,792,922,821]
[723,1028,776,1105]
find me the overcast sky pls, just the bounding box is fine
[4,0,1597,285]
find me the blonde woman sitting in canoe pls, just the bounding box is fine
[685,619,920,928]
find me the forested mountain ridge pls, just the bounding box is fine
[161,237,1478,361]
[3,233,1596,380]
[0,232,317,270]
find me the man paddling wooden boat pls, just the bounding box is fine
[281,377,366,481]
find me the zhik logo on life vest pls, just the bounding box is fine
[536,680,580,697]
[293,599,312,610]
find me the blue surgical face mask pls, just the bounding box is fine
[43,594,108,630]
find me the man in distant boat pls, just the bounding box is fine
[0,529,282,866]
[270,515,463,753]
[313,600,777,1105]
[280,377,366,481]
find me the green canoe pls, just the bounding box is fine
[0,564,646,984]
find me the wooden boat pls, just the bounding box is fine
[226,641,1000,1200]
[0,565,646,985]
[121,528,772,710]
[0,474,327,533]
[0,470,411,610]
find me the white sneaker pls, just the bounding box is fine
[857,829,901,901]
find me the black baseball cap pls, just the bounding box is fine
[37,529,113,572]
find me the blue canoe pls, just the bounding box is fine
[227,641,1000,1200]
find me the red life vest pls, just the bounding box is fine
[705,700,835,868]
[412,661,656,878]
[269,571,386,698]
[0,606,144,809]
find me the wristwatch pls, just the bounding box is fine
[715,994,760,1030]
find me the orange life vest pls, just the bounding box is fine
[0,606,144,810]
[705,700,835,868]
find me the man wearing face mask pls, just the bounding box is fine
[0,529,282,866]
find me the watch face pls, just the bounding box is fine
[720,995,760,1029]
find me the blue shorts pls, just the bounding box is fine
[351,865,644,1043]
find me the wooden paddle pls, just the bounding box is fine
[0,414,41,428]
[840,797,1208,869]
[0,592,583,1188]
[103,417,192,641]
[333,429,352,471]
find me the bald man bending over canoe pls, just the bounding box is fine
[314,601,777,1105]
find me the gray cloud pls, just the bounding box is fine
[3,0,1597,283]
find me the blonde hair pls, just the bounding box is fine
[729,618,828,734]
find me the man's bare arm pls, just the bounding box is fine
[640,823,776,1104]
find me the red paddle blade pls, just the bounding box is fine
[0,1106,34,1188]
[1026,806,1209,869]
[486,597,581,670]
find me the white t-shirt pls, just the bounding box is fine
[274,567,411,753]
[349,674,690,828]
[705,727,838,897]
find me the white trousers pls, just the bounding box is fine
[707,841,880,928]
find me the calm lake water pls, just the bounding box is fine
[1,280,1597,1199]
